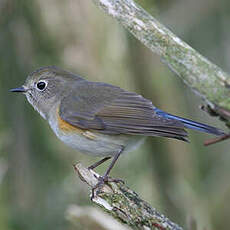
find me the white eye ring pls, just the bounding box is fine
[36,80,47,91]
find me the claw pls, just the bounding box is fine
[91,176,106,199]
[91,176,125,200]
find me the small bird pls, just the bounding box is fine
[10,66,225,187]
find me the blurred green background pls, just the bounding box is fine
[1,0,230,229]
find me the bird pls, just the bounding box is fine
[10,66,225,188]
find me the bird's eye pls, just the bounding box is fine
[36,81,47,91]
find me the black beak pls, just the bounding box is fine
[10,86,27,93]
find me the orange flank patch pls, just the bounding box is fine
[57,113,83,133]
[57,111,97,140]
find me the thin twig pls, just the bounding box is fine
[204,134,230,146]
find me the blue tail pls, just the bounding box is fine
[155,109,225,136]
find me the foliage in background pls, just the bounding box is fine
[0,0,229,229]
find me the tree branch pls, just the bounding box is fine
[74,163,183,230]
[91,0,230,123]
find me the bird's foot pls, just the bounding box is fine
[91,175,124,200]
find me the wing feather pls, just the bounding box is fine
[59,82,187,140]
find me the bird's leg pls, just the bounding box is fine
[88,157,111,170]
[91,148,124,199]
[101,149,122,182]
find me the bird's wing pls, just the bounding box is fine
[59,82,187,140]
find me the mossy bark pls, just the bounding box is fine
[74,163,183,230]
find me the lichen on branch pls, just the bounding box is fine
[74,163,183,230]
